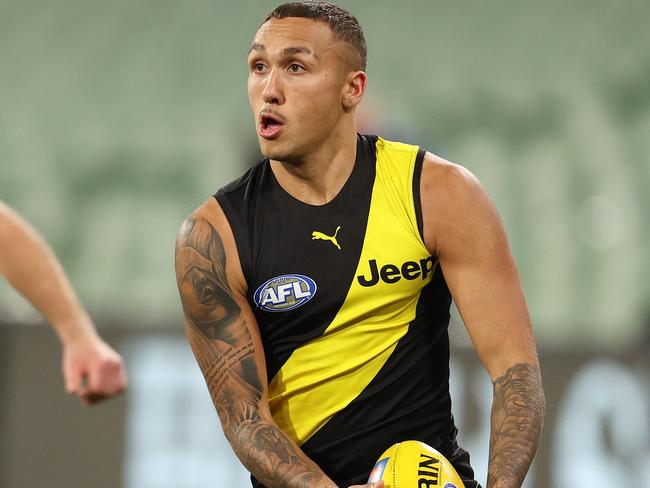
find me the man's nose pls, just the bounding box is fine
[262,69,285,105]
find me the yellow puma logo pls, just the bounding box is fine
[311,226,341,250]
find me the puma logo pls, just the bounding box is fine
[311,226,341,250]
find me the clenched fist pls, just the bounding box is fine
[62,329,127,405]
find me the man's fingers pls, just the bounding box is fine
[87,359,108,392]
[86,355,127,399]
[348,482,384,488]
[64,376,77,395]
[115,359,128,391]
[63,366,84,395]
[106,356,128,394]
[62,335,127,405]
[81,391,109,406]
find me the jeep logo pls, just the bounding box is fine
[357,256,435,287]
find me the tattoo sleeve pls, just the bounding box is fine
[487,362,545,488]
[175,215,336,488]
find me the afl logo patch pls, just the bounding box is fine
[254,274,317,312]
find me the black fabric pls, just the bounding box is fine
[297,267,477,487]
[216,134,378,381]
[413,148,426,242]
[215,134,477,488]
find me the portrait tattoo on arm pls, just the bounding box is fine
[486,362,545,488]
[175,216,335,488]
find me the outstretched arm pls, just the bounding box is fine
[420,154,545,488]
[176,200,356,488]
[0,200,127,404]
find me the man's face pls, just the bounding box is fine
[247,17,350,163]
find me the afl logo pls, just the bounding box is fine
[254,274,317,312]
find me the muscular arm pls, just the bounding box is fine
[175,203,337,488]
[421,154,545,488]
[0,201,127,403]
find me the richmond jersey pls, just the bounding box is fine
[215,134,478,488]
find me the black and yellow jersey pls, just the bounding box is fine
[215,134,478,488]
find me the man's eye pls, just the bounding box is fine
[253,63,265,72]
[289,64,303,73]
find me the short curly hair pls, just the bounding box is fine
[264,1,367,71]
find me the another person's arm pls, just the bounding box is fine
[420,154,545,488]
[0,201,127,404]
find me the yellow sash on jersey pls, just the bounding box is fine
[268,139,433,445]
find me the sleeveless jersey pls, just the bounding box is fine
[215,134,478,487]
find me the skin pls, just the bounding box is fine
[177,15,543,488]
[248,17,366,205]
[420,156,545,487]
[0,201,127,405]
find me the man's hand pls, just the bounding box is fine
[62,328,127,405]
[349,482,384,488]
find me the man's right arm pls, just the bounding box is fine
[175,200,339,488]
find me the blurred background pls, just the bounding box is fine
[1,0,649,486]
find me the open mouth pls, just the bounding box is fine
[258,113,285,139]
[260,113,283,129]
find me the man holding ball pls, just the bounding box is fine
[175,2,544,487]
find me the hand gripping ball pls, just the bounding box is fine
[367,440,465,488]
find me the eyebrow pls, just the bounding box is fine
[248,43,314,57]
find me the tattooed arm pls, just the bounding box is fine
[420,153,545,488]
[175,199,339,488]
[487,363,544,487]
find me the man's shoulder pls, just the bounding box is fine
[216,158,267,199]
[180,158,267,240]
[421,151,482,201]
[420,151,499,253]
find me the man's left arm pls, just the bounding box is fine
[420,153,545,488]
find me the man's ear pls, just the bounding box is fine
[342,71,367,112]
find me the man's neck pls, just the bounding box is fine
[270,127,358,206]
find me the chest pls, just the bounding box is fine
[246,176,432,336]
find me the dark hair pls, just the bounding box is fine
[265,1,367,71]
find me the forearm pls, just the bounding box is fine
[196,326,335,488]
[177,213,337,487]
[226,415,336,488]
[0,203,93,341]
[486,362,545,488]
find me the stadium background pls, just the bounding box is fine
[1,0,649,486]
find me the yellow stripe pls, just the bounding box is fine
[268,139,431,445]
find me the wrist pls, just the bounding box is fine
[54,313,98,346]
[487,471,523,488]
[487,480,510,488]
